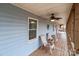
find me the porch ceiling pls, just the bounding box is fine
[12,3,73,25]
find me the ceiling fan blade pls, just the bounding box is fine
[55,17,62,20]
[49,13,62,21]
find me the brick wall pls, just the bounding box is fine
[75,4,79,50]
[67,4,79,52]
[66,4,74,51]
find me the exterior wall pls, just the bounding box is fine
[66,11,74,42]
[66,5,74,52]
[0,4,55,56]
[75,3,79,50]
[67,3,79,52]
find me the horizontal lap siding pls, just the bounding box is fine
[0,4,54,56]
[0,4,44,56]
[0,4,29,56]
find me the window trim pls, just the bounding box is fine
[28,17,38,41]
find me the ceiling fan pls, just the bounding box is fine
[50,13,62,22]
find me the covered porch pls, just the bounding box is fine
[31,32,68,56]
[0,3,78,56]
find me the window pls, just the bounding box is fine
[28,17,37,40]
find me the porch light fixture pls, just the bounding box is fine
[61,25,64,28]
[60,24,64,28]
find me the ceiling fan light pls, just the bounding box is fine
[50,19,55,22]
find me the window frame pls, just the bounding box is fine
[28,17,38,41]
